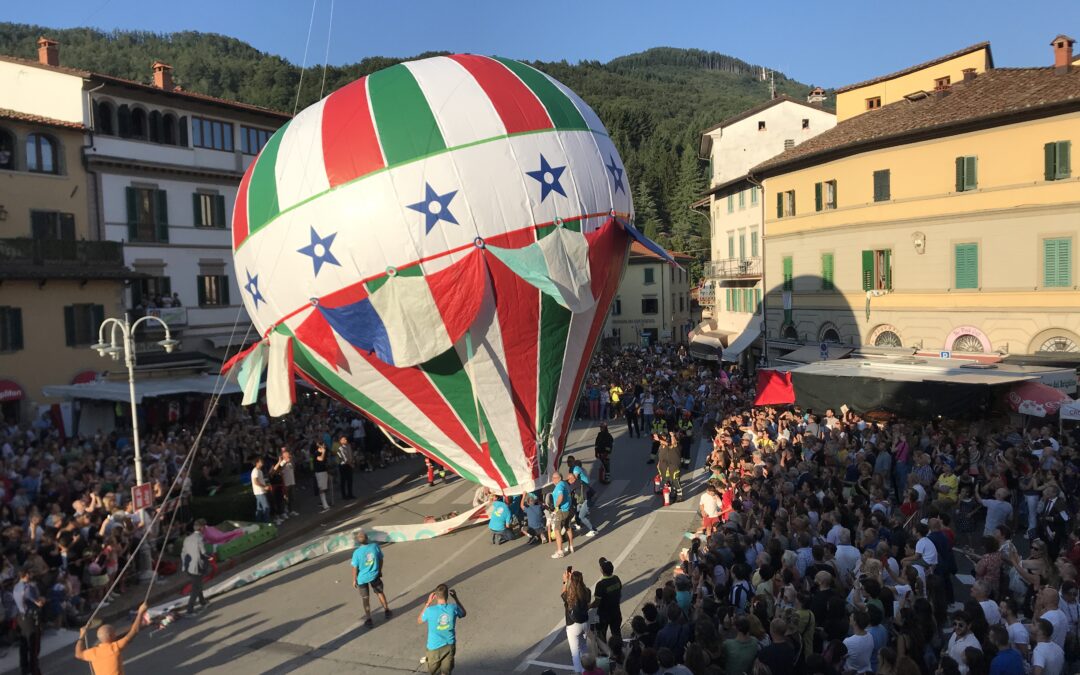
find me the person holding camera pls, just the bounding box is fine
[562,568,591,673]
[418,584,466,675]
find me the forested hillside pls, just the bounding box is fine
[0,23,817,276]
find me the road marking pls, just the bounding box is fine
[513,512,657,672]
[388,528,488,604]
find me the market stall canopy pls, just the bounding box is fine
[723,321,762,362]
[754,368,795,407]
[689,328,730,362]
[42,374,246,404]
[1006,380,1073,417]
[778,344,853,364]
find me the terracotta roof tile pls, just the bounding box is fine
[834,42,992,94]
[0,107,84,130]
[629,242,693,261]
[752,67,1080,176]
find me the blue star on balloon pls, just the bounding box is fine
[297,227,341,277]
[244,269,265,309]
[407,183,459,234]
[525,154,567,202]
[606,154,625,194]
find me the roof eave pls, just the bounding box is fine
[834,41,991,94]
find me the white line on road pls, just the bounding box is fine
[513,512,658,672]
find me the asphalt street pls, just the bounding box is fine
[40,420,707,675]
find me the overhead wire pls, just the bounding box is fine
[293,0,320,115]
[319,0,335,100]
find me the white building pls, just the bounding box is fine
[0,39,289,368]
[691,96,836,364]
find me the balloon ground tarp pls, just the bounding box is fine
[147,504,489,619]
[227,54,677,495]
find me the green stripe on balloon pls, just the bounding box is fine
[288,331,479,483]
[419,348,517,487]
[368,64,447,166]
[494,58,588,131]
[478,404,516,487]
[246,120,290,236]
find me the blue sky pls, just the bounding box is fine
[9,1,1080,87]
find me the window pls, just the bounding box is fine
[129,108,148,139]
[26,133,57,174]
[0,307,23,353]
[821,253,834,290]
[193,192,227,228]
[727,232,735,258]
[750,186,758,206]
[776,190,796,218]
[679,295,684,312]
[757,121,766,131]
[802,119,810,130]
[1045,141,1072,181]
[95,101,114,135]
[874,330,902,348]
[64,304,104,347]
[727,194,734,214]
[934,76,951,90]
[132,276,172,309]
[814,180,837,211]
[873,169,891,202]
[162,114,178,145]
[641,297,658,315]
[611,297,621,316]
[149,110,162,143]
[783,139,795,150]
[242,126,274,155]
[738,231,746,259]
[0,128,13,170]
[1044,237,1073,288]
[861,249,892,290]
[30,211,75,240]
[750,229,759,257]
[955,156,977,192]
[738,190,745,209]
[866,97,881,110]
[782,256,793,290]
[197,275,231,307]
[954,243,978,289]
[644,268,655,285]
[821,327,841,344]
[126,186,169,243]
[192,117,234,151]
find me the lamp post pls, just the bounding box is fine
[91,314,179,486]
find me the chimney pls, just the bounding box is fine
[37,37,59,67]
[152,61,174,90]
[1052,34,1076,72]
[962,68,977,82]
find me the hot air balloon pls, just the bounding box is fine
[228,55,672,493]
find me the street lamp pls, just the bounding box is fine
[91,314,179,487]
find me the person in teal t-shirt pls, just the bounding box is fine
[550,472,575,559]
[487,497,514,545]
[351,531,390,628]
[418,584,467,674]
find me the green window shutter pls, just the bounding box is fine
[814,182,823,212]
[861,250,874,290]
[883,249,893,289]
[832,181,838,209]
[964,156,977,190]
[90,305,105,342]
[125,186,138,241]
[782,256,793,290]
[192,193,203,226]
[10,308,23,351]
[751,231,759,257]
[738,233,745,259]
[215,195,227,228]
[1045,142,1057,181]
[955,157,965,192]
[197,277,207,306]
[727,234,734,258]
[727,195,734,213]
[63,305,75,347]
[751,187,758,205]
[1058,141,1071,178]
[1045,239,1058,286]
[954,243,978,289]
[221,275,231,305]
[790,191,796,217]
[822,253,834,290]
[1062,239,1073,287]
[754,288,762,313]
[776,192,783,219]
[1046,238,1073,287]
[155,189,169,242]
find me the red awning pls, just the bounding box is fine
[754,369,795,407]
[1007,380,1072,417]
[0,380,23,402]
[71,370,98,385]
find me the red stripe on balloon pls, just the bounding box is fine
[321,77,386,188]
[448,55,553,135]
[232,160,254,250]
[484,228,542,479]
[553,219,629,468]
[354,348,507,488]
[427,249,486,345]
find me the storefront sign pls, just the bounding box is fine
[131,482,154,511]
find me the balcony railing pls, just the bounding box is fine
[0,238,125,266]
[706,257,762,279]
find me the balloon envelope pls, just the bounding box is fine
[232,55,638,492]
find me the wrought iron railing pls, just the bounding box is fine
[705,257,762,279]
[0,238,124,266]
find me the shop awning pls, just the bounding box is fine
[42,374,247,403]
[0,380,23,402]
[722,321,762,362]
[778,344,853,364]
[689,329,729,361]
[1006,380,1072,417]
[754,369,795,406]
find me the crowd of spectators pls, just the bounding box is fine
[557,342,1080,675]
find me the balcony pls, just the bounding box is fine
[706,257,762,280]
[0,238,133,281]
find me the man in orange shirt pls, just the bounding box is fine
[74,602,149,675]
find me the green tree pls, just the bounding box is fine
[634,179,663,239]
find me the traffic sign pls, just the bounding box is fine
[131,482,154,511]
[820,342,829,360]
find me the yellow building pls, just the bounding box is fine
[0,109,132,421]
[751,36,1080,364]
[603,243,693,347]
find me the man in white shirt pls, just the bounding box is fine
[833,529,861,588]
[842,610,875,674]
[1038,587,1070,650]
[946,610,982,675]
[914,523,938,568]
[1000,598,1030,657]
[978,488,1014,538]
[973,581,1002,626]
[1032,618,1065,675]
[274,448,299,518]
[251,457,270,522]
[181,519,208,615]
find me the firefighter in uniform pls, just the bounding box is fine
[657,431,682,503]
[648,412,667,464]
[677,412,694,468]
